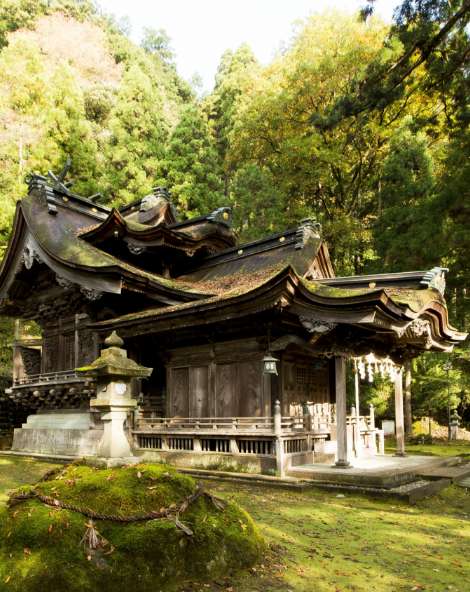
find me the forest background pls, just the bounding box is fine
[0,0,468,426]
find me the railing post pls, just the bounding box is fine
[369,404,375,429]
[394,368,406,457]
[302,402,312,432]
[274,400,285,477]
[230,438,239,454]
[377,430,385,455]
[274,400,282,436]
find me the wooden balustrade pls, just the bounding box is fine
[13,370,84,387]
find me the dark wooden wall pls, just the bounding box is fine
[40,314,97,373]
[280,352,331,415]
[166,338,270,418]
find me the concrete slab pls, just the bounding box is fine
[416,462,470,483]
[287,455,460,489]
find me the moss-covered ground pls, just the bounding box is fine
[0,456,59,505]
[385,438,470,458]
[0,450,469,592]
[0,459,263,592]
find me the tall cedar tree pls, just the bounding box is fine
[160,104,224,218]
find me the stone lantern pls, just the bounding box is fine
[77,331,152,462]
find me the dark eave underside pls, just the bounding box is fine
[90,267,465,351]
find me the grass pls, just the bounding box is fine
[385,438,470,458]
[0,456,60,504]
[0,450,469,592]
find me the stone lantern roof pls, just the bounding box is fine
[76,331,152,380]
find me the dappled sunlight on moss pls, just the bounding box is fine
[205,482,470,592]
[0,461,264,592]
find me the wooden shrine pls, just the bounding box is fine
[0,169,466,472]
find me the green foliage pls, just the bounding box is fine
[0,1,468,422]
[103,62,169,205]
[230,164,286,240]
[0,462,264,591]
[141,27,175,66]
[374,117,437,271]
[205,44,258,189]
[159,104,224,217]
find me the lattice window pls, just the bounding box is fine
[284,439,308,454]
[201,438,230,453]
[236,439,273,455]
[296,366,317,388]
[136,435,162,449]
[168,437,193,451]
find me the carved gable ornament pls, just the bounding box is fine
[421,266,447,296]
[401,318,433,349]
[22,244,41,270]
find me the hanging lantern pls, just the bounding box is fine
[263,353,279,375]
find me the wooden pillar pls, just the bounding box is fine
[394,369,406,456]
[353,368,362,456]
[404,360,412,437]
[335,357,350,468]
[274,399,285,477]
[74,313,80,368]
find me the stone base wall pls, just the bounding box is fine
[136,449,278,474]
[12,427,102,456]
[12,410,103,456]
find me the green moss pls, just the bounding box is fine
[0,463,264,592]
[384,287,443,313]
[301,277,376,298]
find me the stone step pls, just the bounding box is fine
[388,478,452,504]
[416,462,470,482]
[287,466,418,489]
[457,476,470,488]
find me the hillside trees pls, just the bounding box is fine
[374,118,437,271]
[225,14,395,273]
[103,62,169,205]
[159,104,224,217]
[205,44,259,195]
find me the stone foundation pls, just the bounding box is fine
[12,409,102,456]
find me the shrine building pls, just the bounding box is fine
[0,172,466,474]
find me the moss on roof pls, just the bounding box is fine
[95,265,448,329]
[20,194,208,296]
[301,278,376,299]
[384,287,444,313]
[95,264,290,326]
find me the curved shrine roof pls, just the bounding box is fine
[0,174,466,355]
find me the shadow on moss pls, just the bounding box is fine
[0,462,264,592]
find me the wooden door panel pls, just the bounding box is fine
[170,367,189,417]
[215,364,237,416]
[237,360,262,417]
[189,366,209,417]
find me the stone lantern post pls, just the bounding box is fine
[77,331,152,462]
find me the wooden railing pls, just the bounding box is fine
[135,415,330,434]
[13,370,85,387]
[136,416,276,432]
